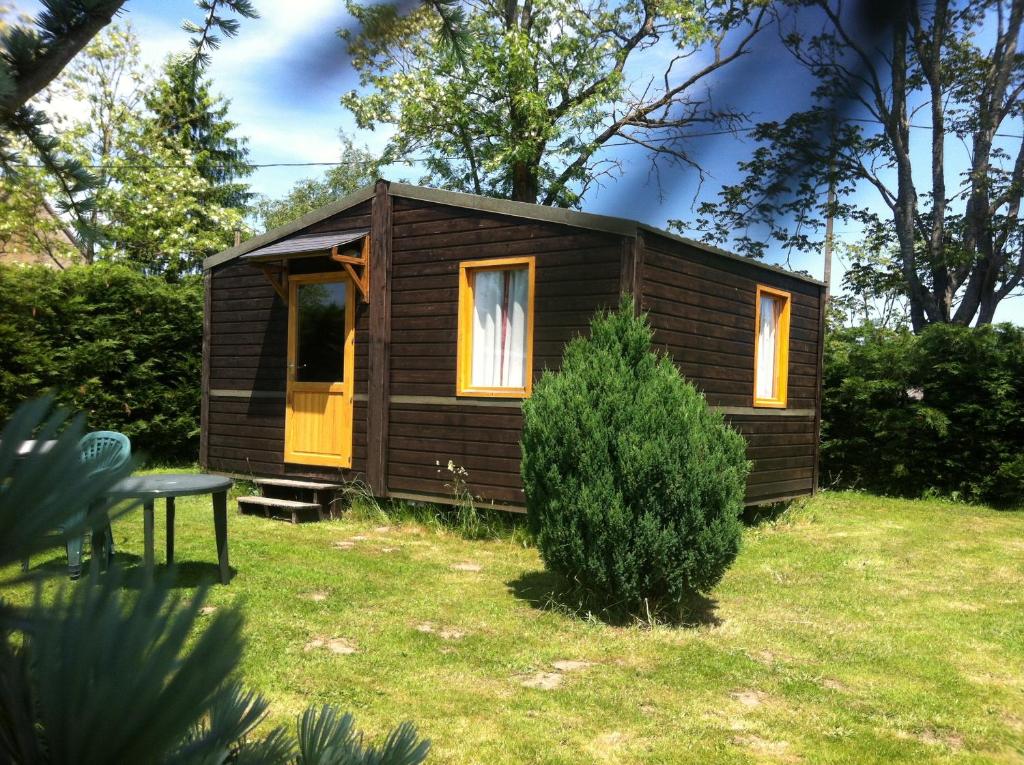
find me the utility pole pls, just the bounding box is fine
[823,122,837,308]
[823,175,835,307]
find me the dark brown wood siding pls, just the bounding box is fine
[384,196,622,505]
[638,231,824,502]
[205,200,372,482]
[203,191,822,508]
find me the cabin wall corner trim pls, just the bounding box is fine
[366,179,393,496]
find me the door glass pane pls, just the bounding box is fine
[295,281,347,382]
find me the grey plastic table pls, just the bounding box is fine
[108,474,233,584]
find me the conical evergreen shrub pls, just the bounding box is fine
[521,298,749,615]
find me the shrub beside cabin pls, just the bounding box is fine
[201,180,825,514]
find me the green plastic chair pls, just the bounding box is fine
[64,431,131,579]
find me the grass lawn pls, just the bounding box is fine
[8,473,1024,764]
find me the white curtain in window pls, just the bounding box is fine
[471,268,528,388]
[756,295,779,399]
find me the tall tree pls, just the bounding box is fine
[144,57,252,210]
[341,0,767,206]
[50,21,147,262]
[41,25,249,279]
[0,0,257,254]
[686,0,1024,330]
[254,134,382,231]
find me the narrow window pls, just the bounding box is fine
[753,285,791,408]
[457,256,535,397]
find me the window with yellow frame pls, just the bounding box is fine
[456,256,536,398]
[753,284,791,408]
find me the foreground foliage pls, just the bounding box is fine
[0,263,201,461]
[0,399,428,764]
[822,322,1024,506]
[521,300,749,615]
[7,476,1023,763]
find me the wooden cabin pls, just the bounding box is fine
[201,179,825,517]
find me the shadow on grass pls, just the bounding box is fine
[506,569,721,629]
[25,553,236,589]
[742,500,793,527]
[117,560,238,589]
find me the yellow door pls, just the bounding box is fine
[284,273,355,468]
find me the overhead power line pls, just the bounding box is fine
[12,115,1022,173]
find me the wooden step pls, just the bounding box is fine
[238,495,322,524]
[254,478,343,491]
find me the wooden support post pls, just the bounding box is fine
[200,271,212,469]
[366,180,393,497]
[619,232,644,313]
[257,262,289,303]
[331,235,370,302]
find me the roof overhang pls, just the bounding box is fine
[204,178,824,287]
[241,230,368,263]
[204,183,376,270]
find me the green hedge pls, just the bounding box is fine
[822,322,1024,507]
[0,263,202,462]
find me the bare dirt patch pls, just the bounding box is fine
[821,677,848,692]
[732,734,799,762]
[303,590,329,602]
[415,622,465,640]
[731,690,766,708]
[897,729,964,750]
[305,636,358,655]
[451,562,482,572]
[373,526,391,533]
[552,660,594,672]
[332,541,355,550]
[521,672,563,690]
[199,605,217,616]
[380,546,398,553]
[589,731,629,762]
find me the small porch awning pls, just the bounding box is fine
[241,230,368,263]
[242,229,371,304]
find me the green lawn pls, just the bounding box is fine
[9,475,1024,764]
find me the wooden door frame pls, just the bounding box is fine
[284,272,356,467]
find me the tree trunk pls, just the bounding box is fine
[510,160,539,203]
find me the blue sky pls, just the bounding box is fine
[15,0,1024,323]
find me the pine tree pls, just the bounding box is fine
[144,57,252,210]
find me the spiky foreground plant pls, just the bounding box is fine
[0,398,429,764]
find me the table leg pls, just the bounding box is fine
[143,500,154,576]
[213,490,229,584]
[166,496,176,564]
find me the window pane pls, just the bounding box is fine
[471,268,528,388]
[295,281,347,383]
[756,294,779,399]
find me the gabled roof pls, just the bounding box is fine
[205,179,824,286]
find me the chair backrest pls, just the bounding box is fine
[79,431,131,476]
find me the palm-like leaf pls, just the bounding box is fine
[24,570,243,764]
[297,707,429,765]
[0,399,428,764]
[170,682,276,765]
